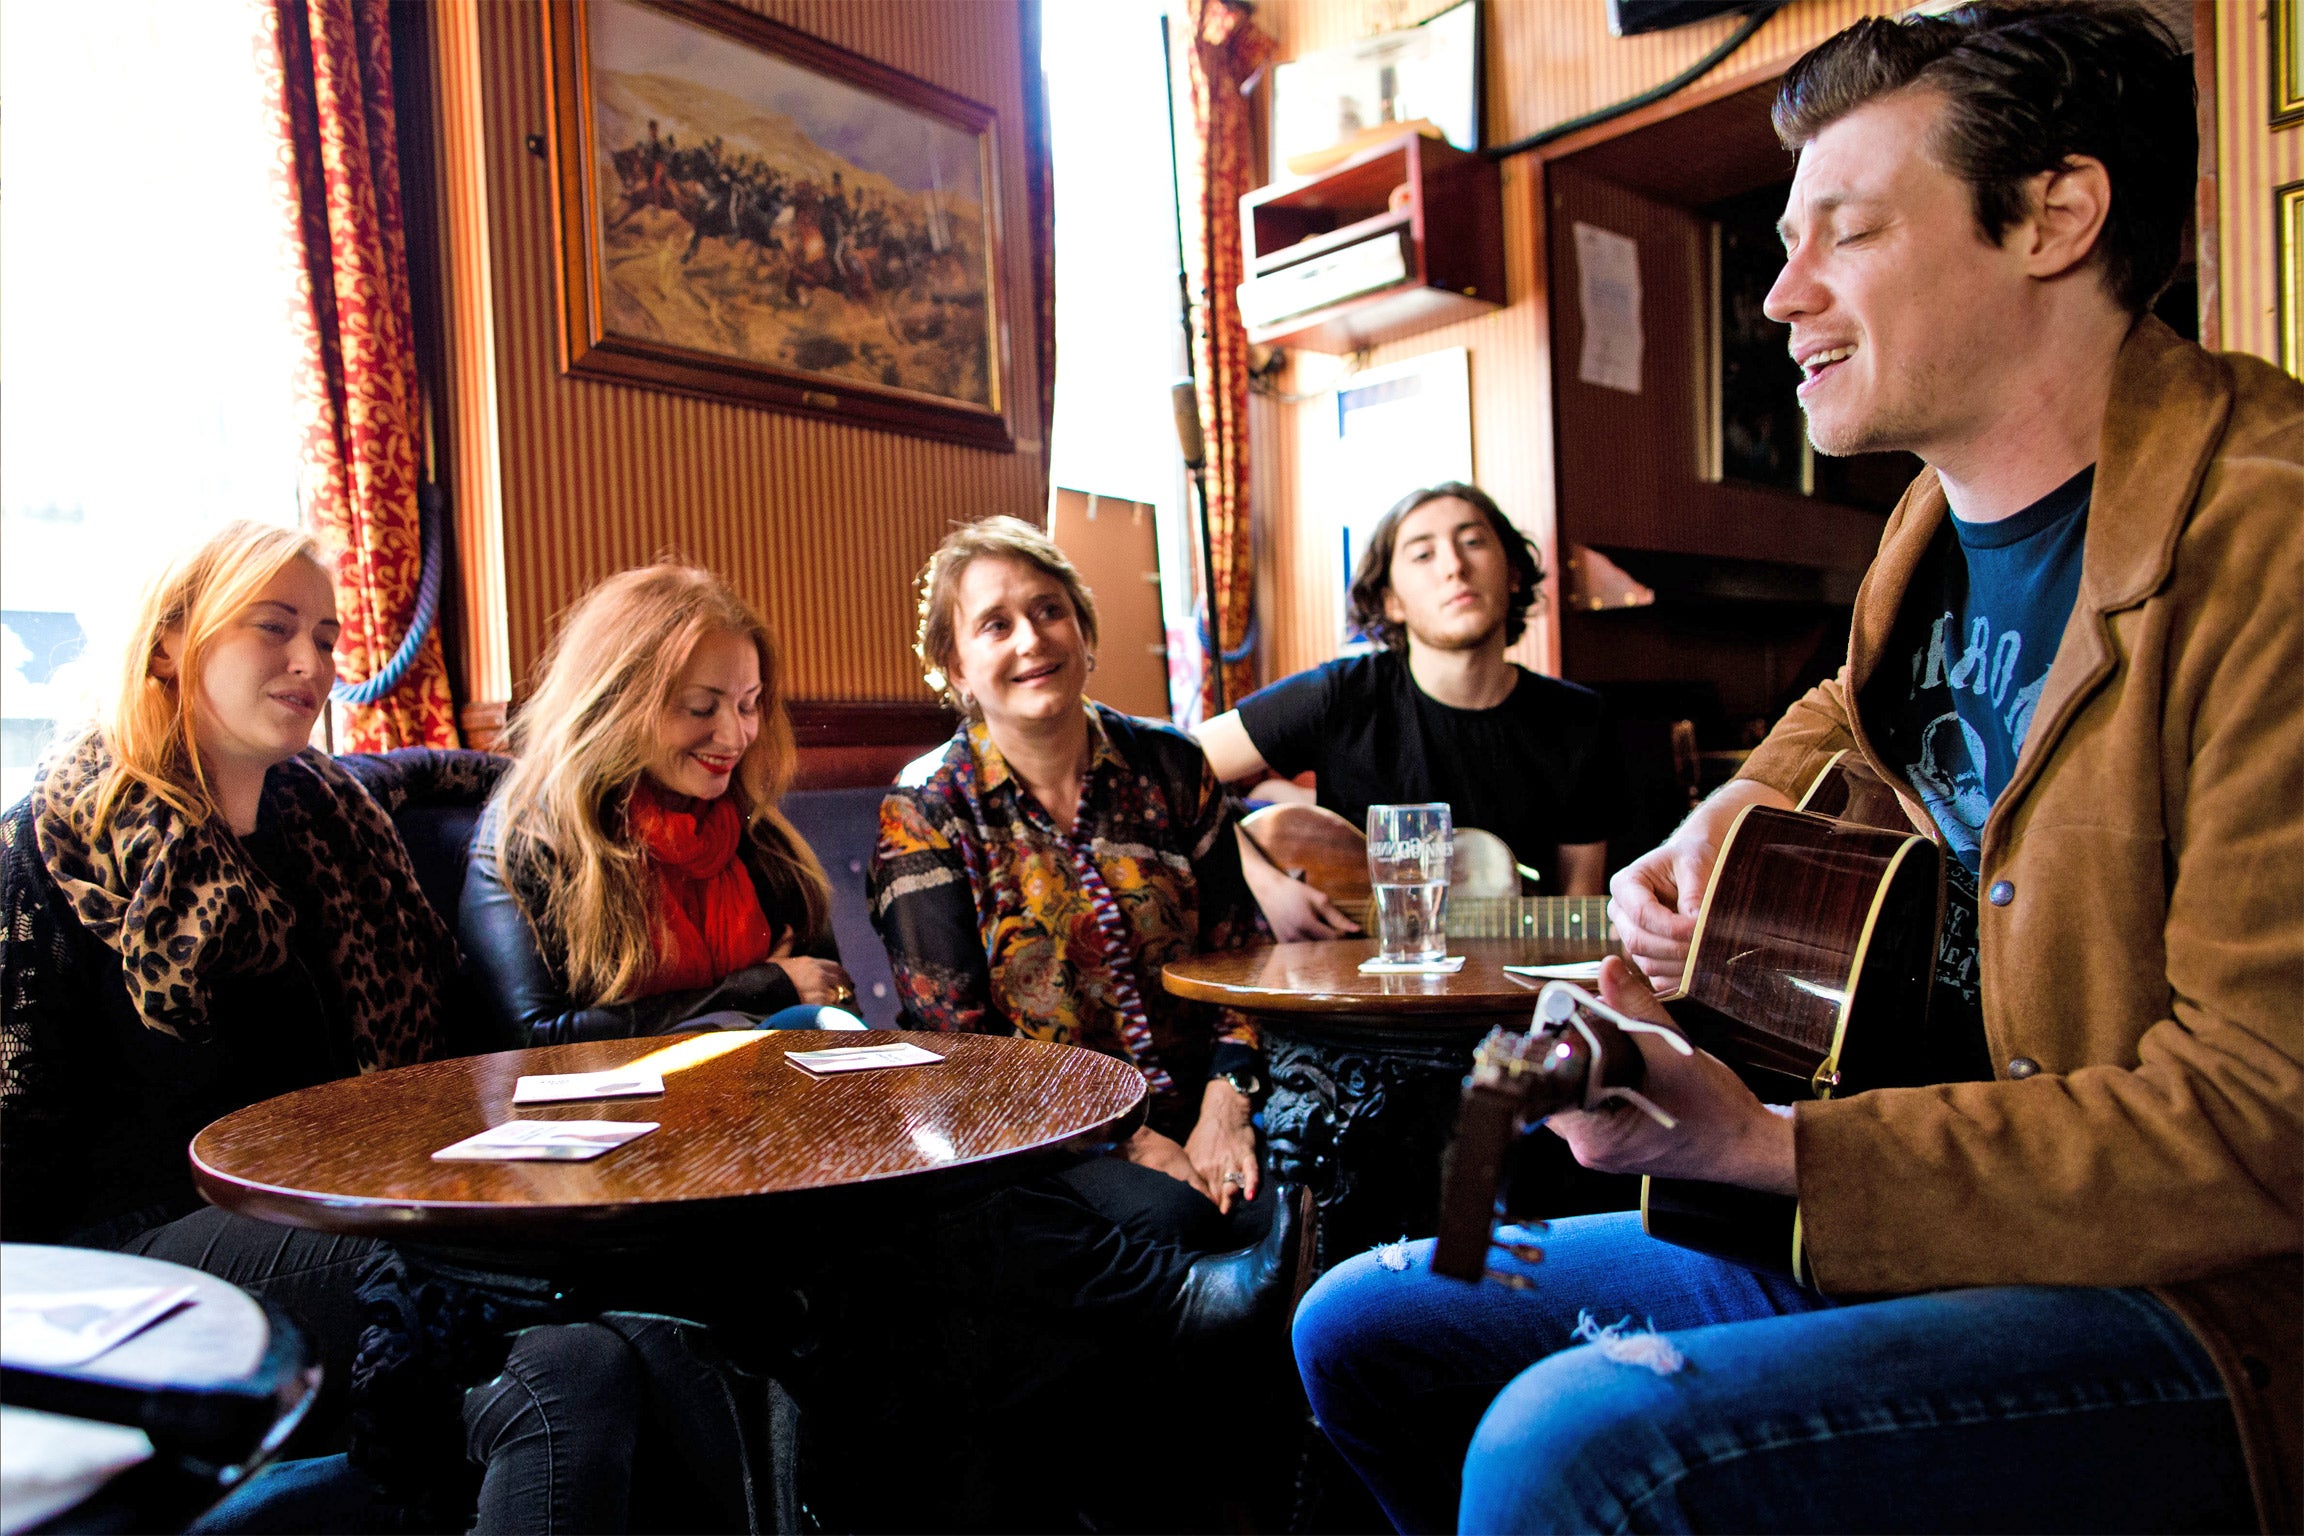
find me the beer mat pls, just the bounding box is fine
[1502,960,1607,981]
[431,1120,659,1162]
[512,1069,665,1104]
[1357,955,1467,975]
[2,1286,198,1370]
[786,1042,945,1076]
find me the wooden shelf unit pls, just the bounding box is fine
[1238,132,1503,354]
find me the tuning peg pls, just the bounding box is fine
[1496,1242,1547,1265]
[1484,1269,1537,1290]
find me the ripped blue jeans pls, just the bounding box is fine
[1292,1212,2252,1534]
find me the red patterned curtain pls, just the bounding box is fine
[1179,0,1274,717]
[259,0,458,751]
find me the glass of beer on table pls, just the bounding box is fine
[1365,803,1451,964]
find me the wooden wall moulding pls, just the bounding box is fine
[460,700,511,752]
[539,0,1014,449]
[786,699,957,748]
[456,698,952,788]
[786,698,958,791]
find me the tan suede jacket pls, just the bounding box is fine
[1736,318,2302,1532]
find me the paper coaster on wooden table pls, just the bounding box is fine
[1357,955,1467,975]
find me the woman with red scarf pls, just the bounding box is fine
[461,563,853,1045]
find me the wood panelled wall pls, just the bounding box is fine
[425,0,1046,723]
[1246,0,1908,687]
[2213,0,2304,365]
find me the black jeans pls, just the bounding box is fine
[801,1153,1274,1532]
[463,1313,759,1535]
[116,1209,757,1533]
[113,1206,379,1447]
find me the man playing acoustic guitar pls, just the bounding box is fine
[1291,6,2300,1532]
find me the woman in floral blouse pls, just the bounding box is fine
[871,516,1273,1217]
[859,518,1305,1527]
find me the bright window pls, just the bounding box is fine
[0,0,302,808]
[1041,0,1199,720]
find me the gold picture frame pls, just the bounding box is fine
[2279,181,2304,379]
[2275,0,2304,127]
[539,0,1013,449]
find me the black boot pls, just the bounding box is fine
[1171,1184,1315,1345]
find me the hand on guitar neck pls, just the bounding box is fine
[1443,755,1935,1284]
[1236,804,1614,948]
[1545,958,1797,1198]
[1608,780,1796,987]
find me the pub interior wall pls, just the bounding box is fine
[1244,0,1908,689]
[1243,0,2245,699]
[429,0,1046,716]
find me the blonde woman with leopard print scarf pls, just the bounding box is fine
[0,520,455,1434]
[3,525,776,1534]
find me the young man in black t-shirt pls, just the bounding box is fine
[1195,483,1620,939]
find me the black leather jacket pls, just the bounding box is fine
[460,804,840,1047]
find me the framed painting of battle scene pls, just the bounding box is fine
[541,0,1012,448]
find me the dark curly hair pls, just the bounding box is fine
[1347,483,1544,652]
[1773,2,2193,315]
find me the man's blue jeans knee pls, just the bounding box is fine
[1294,1212,2253,1535]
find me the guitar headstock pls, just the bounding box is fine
[1432,983,1693,1284]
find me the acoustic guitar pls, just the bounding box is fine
[1431,752,1944,1287]
[1238,802,1613,948]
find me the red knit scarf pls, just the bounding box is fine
[627,779,774,997]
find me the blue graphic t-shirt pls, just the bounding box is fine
[1861,466,2091,1082]
[1890,466,2092,873]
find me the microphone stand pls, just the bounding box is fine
[1163,16,1225,716]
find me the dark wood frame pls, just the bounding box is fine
[2278,180,2304,378]
[538,0,1014,449]
[2275,0,2304,127]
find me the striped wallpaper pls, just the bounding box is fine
[2215,0,2304,366]
[1245,0,1910,686]
[427,0,1047,712]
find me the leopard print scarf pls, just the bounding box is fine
[32,733,450,1070]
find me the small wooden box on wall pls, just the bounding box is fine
[1236,131,1503,354]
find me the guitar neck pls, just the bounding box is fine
[1337,894,1613,943]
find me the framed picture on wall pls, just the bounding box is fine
[2274,0,2304,126]
[540,0,1012,448]
[2279,180,2304,379]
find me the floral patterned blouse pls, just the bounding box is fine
[868,704,1266,1128]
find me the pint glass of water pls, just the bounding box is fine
[1365,803,1452,964]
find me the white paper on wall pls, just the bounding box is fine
[1574,222,1643,395]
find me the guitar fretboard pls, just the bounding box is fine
[1338,895,1612,944]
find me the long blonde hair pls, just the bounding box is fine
[88,520,329,836]
[488,563,830,1005]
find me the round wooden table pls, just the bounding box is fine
[1,1245,315,1533]
[191,1030,1146,1250]
[1165,938,1597,1264]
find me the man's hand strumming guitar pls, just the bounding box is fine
[1607,780,1793,987]
[1544,958,1797,1198]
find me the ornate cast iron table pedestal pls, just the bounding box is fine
[1163,938,1605,1269]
